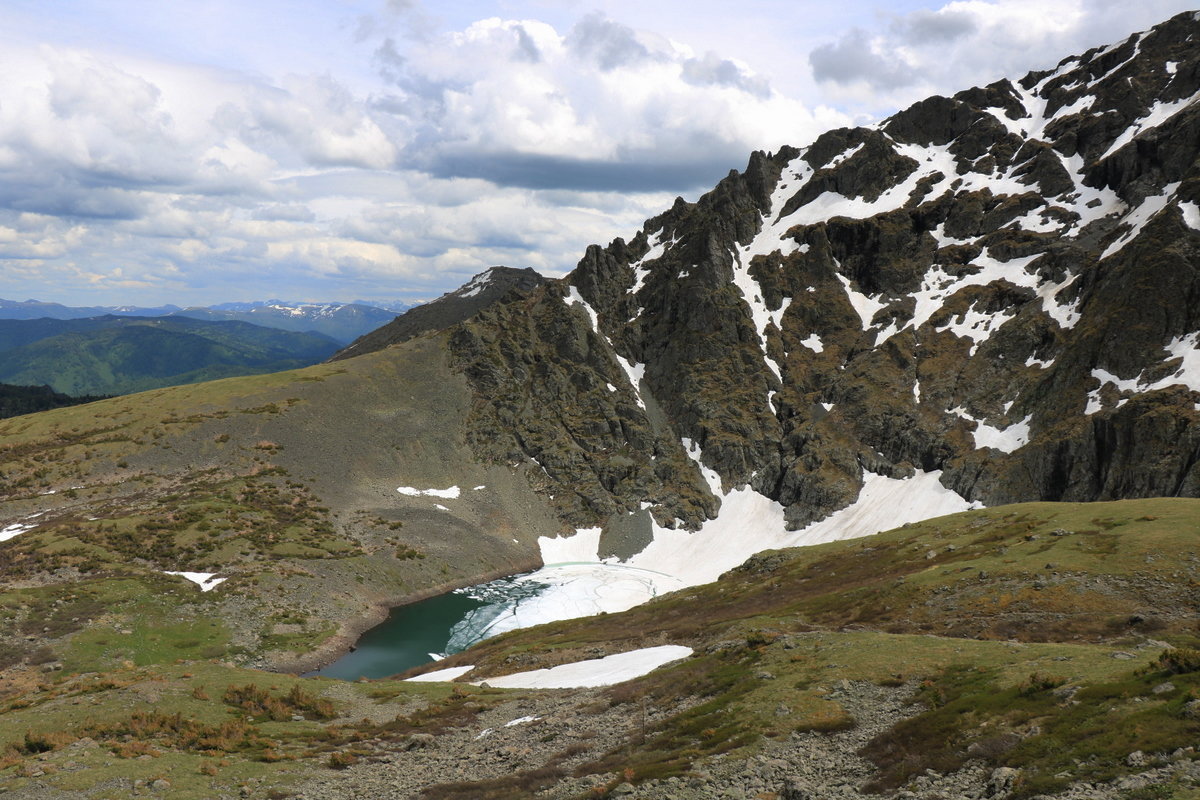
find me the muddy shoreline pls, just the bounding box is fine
[267,556,544,676]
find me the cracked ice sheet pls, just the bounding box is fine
[478,645,693,689]
[456,563,686,642]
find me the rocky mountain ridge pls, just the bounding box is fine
[450,10,1200,535]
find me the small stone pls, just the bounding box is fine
[151,779,171,791]
[1182,699,1200,719]
[1112,651,1135,659]
[987,766,1019,796]
[404,733,435,750]
[1151,681,1175,695]
[1126,750,1147,767]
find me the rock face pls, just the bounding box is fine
[443,11,1200,532]
[333,267,548,361]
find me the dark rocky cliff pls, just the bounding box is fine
[445,11,1200,532]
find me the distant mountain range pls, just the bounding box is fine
[0,298,412,345]
[0,316,341,396]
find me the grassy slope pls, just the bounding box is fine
[0,498,1196,798]
[417,499,1200,797]
[0,333,560,679]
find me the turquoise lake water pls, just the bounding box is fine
[308,572,548,680]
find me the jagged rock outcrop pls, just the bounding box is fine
[332,267,547,361]
[444,11,1200,532]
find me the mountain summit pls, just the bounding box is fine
[448,10,1200,535]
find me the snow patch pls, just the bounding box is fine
[801,333,824,353]
[565,286,600,332]
[1086,333,1200,413]
[1100,92,1200,161]
[538,527,603,564]
[954,409,1033,453]
[405,665,475,683]
[1101,183,1181,260]
[681,437,722,495]
[165,572,226,592]
[478,645,693,689]
[397,486,461,499]
[835,274,886,331]
[505,716,539,727]
[458,271,494,299]
[0,521,37,542]
[1181,202,1200,231]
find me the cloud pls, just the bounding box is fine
[567,13,656,71]
[805,0,1197,114]
[681,52,770,97]
[372,15,844,191]
[809,28,918,90]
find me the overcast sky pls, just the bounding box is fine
[0,0,1194,307]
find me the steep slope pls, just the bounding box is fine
[450,11,1200,542]
[333,266,548,361]
[0,316,341,395]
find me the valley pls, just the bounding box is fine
[1,10,1199,799]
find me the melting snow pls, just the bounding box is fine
[458,271,494,299]
[681,438,723,495]
[0,521,37,542]
[505,716,540,727]
[937,303,1017,356]
[801,333,824,353]
[405,665,475,683]
[397,486,461,499]
[730,159,808,382]
[165,571,226,592]
[835,274,886,331]
[1181,202,1200,231]
[1101,182,1181,259]
[538,465,976,592]
[629,232,667,296]
[953,408,1033,453]
[1099,92,1200,161]
[1086,333,1200,413]
[477,645,693,689]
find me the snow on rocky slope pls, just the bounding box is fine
[448,11,1200,579]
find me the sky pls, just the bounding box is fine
[0,0,1195,307]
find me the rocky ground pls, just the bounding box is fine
[272,679,1200,799]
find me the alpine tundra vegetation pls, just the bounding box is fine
[1,10,1200,800]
